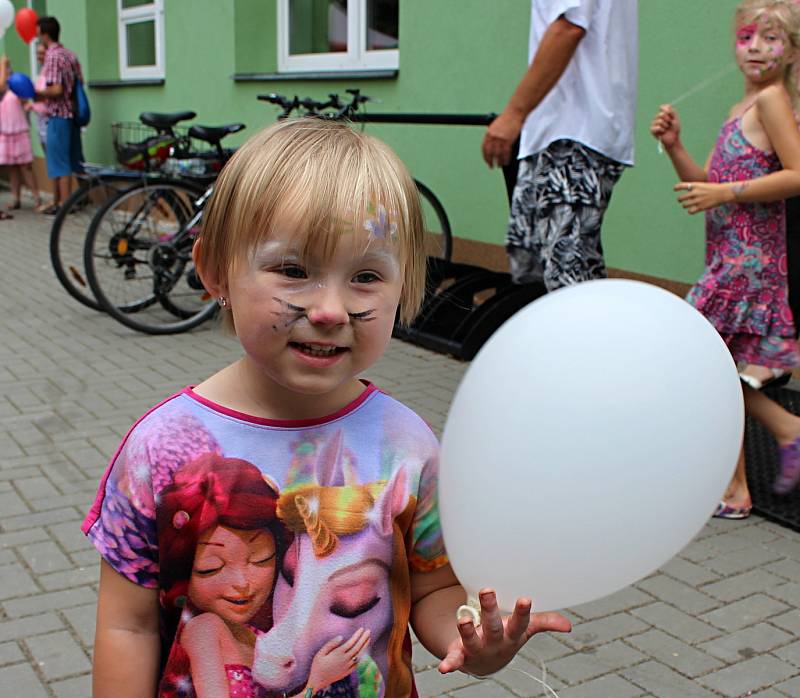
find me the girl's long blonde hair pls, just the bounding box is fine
[736,0,800,110]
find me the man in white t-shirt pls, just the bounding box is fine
[482,0,638,290]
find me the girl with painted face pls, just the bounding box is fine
[85,118,571,698]
[651,0,800,516]
[158,455,368,698]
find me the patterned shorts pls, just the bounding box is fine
[506,139,625,290]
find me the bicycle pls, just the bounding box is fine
[258,89,453,263]
[82,122,244,334]
[50,110,200,312]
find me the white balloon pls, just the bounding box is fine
[439,279,743,613]
[0,0,14,32]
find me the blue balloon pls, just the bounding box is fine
[7,72,35,100]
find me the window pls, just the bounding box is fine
[278,0,399,73]
[117,0,165,80]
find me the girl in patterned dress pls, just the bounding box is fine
[0,57,40,216]
[651,0,800,515]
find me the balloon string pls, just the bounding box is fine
[657,62,738,154]
[510,654,559,698]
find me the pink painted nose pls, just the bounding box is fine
[307,288,348,326]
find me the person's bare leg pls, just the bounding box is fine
[20,163,40,207]
[55,176,70,207]
[7,166,20,208]
[720,445,750,508]
[744,383,800,444]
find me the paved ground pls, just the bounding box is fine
[2,207,800,697]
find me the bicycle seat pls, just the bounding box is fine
[188,123,246,145]
[139,111,197,130]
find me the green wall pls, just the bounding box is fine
[4,0,747,284]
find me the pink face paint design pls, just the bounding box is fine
[736,23,758,47]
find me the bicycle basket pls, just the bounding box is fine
[111,122,190,171]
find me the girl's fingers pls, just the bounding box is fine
[457,618,484,655]
[506,598,533,642]
[439,647,465,674]
[341,628,365,652]
[478,590,505,645]
[318,635,345,654]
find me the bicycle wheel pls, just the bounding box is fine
[84,180,218,334]
[414,179,452,262]
[49,178,137,311]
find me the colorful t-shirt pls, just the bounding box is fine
[41,43,81,119]
[82,383,447,698]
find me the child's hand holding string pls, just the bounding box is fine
[438,588,571,677]
[675,181,734,214]
[651,104,681,150]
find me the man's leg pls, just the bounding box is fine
[536,141,624,290]
[55,176,71,206]
[506,156,545,285]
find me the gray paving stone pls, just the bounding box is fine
[62,604,97,648]
[449,679,527,697]
[0,662,49,697]
[1,507,80,532]
[0,612,64,643]
[626,628,723,677]
[770,582,800,607]
[557,674,643,698]
[700,594,789,632]
[698,654,798,696]
[0,641,24,666]
[0,564,37,601]
[569,587,654,621]
[561,613,650,651]
[2,587,96,619]
[47,521,92,554]
[17,540,72,575]
[775,675,800,697]
[630,603,721,643]
[702,545,783,576]
[546,640,645,685]
[636,574,719,615]
[659,556,721,586]
[38,565,100,592]
[0,490,30,517]
[775,639,800,669]
[701,568,786,602]
[0,549,16,566]
[413,667,479,696]
[494,658,566,697]
[698,622,794,663]
[49,673,93,698]
[24,630,90,680]
[622,660,717,697]
[518,633,573,663]
[765,558,800,583]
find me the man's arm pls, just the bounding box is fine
[35,83,63,101]
[482,15,586,168]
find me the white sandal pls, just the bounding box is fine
[739,367,788,390]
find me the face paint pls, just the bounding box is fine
[363,204,398,242]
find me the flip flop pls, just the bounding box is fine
[36,203,59,215]
[5,200,20,211]
[0,210,14,220]
[713,501,752,519]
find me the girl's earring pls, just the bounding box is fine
[217,296,228,308]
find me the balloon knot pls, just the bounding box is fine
[456,596,481,626]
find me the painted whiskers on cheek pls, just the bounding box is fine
[271,297,307,330]
[348,309,377,322]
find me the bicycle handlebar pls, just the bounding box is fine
[257,89,495,126]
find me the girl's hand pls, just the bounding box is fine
[305,628,371,691]
[651,104,681,149]
[438,589,571,677]
[675,182,734,214]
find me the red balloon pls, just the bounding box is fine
[15,8,38,44]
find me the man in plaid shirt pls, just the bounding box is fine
[34,16,84,215]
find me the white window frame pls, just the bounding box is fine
[117,0,165,80]
[277,0,399,73]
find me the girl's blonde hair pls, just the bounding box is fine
[736,0,800,110]
[196,118,426,326]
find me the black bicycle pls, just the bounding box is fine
[258,89,453,263]
[81,122,244,334]
[49,110,200,312]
